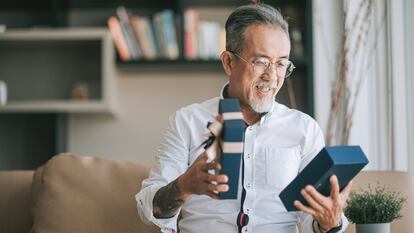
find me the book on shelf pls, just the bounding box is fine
[131,16,157,60]
[162,10,179,60]
[107,16,130,61]
[184,8,225,61]
[199,21,221,60]
[116,6,141,60]
[153,10,179,60]
[108,7,224,62]
[184,9,199,60]
[152,11,166,59]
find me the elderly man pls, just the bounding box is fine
[136,3,351,233]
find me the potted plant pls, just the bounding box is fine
[344,184,407,233]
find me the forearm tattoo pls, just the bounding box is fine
[153,178,184,218]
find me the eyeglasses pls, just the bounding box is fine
[229,51,295,78]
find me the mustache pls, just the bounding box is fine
[255,82,277,89]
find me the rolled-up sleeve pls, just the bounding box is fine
[136,109,191,233]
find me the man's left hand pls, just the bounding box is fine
[293,175,353,231]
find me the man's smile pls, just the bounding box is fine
[254,82,277,97]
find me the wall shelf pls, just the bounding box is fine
[0,100,112,113]
[0,28,116,114]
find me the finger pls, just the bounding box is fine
[215,184,229,192]
[205,173,228,183]
[330,175,340,202]
[206,182,229,193]
[294,200,317,217]
[305,185,330,208]
[301,189,324,212]
[203,162,221,171]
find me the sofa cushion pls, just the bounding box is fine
[31,153,159,233]
[0,170,34,233]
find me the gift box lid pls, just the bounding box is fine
[279,145,369,211]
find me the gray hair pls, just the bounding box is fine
[225,3,289,54]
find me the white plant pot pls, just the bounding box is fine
[356,223,390,233]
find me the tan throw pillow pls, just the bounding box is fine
[31,153,160,233]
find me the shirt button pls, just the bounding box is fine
[246,183,251,189]
[246,154,251,159]
[246,208,250,213]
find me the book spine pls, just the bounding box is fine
[107,16,131,61]
[184,9,196,60]
[153,12,166,59]
[211,22,221,59]
[162,10,179,60]
[116,6,140,60]
[198,21,209,60]
[184,9,200,60]
[149,20,161,58]
[126,9,143,59]
[131,16,156,60]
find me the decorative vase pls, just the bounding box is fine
[356,223,390,233]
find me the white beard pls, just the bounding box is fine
[248,91,275,113]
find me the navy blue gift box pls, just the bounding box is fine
[279,146,369,211]
[218,99,245,199]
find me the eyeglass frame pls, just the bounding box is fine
[228,51,296,78]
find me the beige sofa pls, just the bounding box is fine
[0,154,159,233]
[0,154,413,233]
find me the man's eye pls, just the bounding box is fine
[276,61,288,68]
[253,60,269,66]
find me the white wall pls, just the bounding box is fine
[68,71,227,161]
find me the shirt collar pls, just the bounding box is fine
[219,82,229,99]
[219,82,274,125]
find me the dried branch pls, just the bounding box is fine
[324,0,388,146]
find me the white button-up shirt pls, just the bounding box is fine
[136,85,348,233]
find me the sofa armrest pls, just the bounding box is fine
[0,170,34,233]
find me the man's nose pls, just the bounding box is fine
[261,66,278,82]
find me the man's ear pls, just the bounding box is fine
[220,51,233,76]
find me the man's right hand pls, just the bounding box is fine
[178,151,229,200]
[153,151,229,218]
